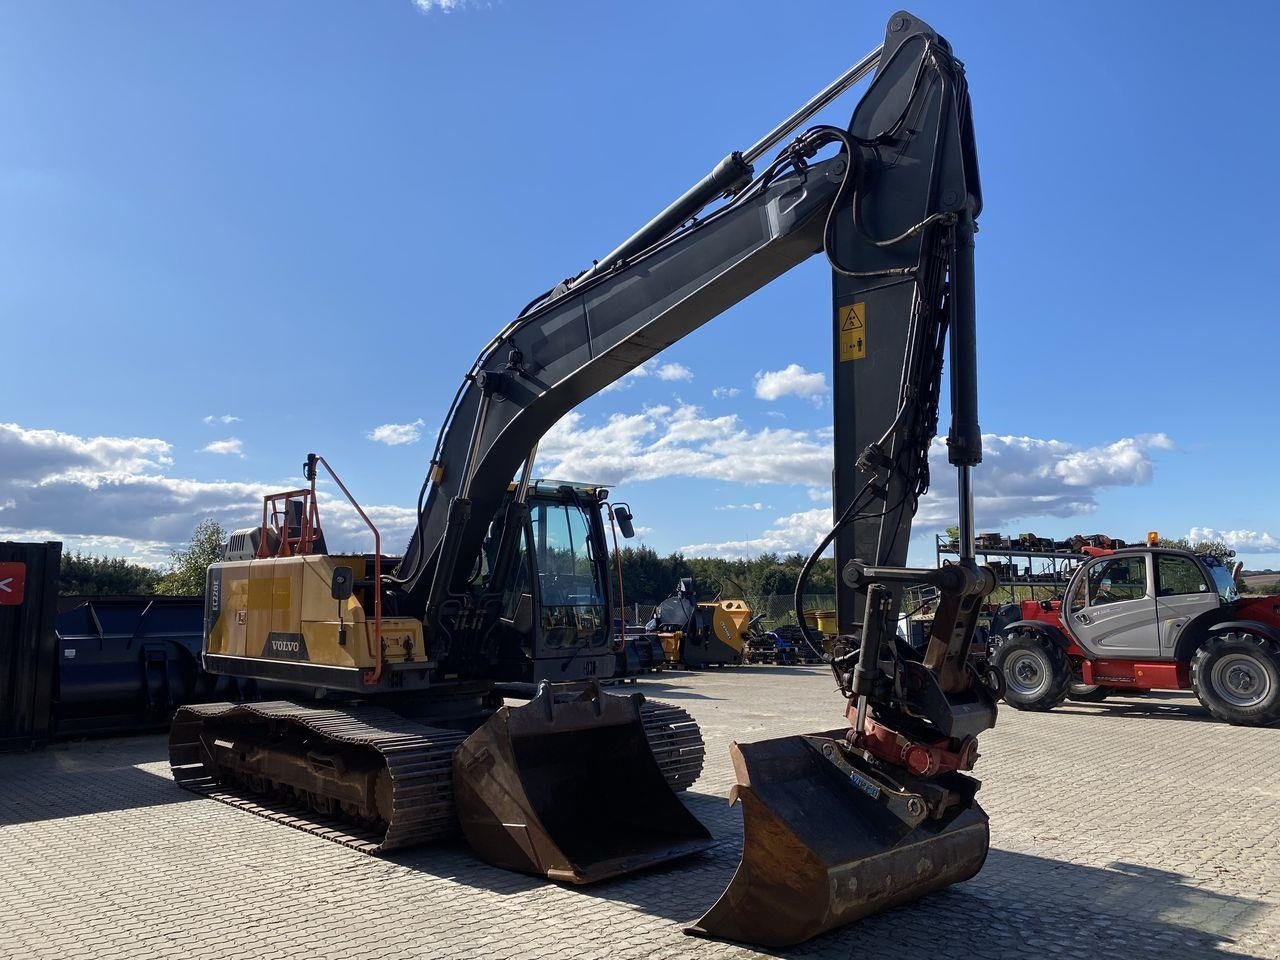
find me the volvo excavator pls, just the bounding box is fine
[170,11,999,947]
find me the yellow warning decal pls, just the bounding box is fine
[839,302,866,361]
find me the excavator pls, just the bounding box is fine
[169,10,999,947]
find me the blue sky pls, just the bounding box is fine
[2,0,1279,569]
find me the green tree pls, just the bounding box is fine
[158,518,227,596]
[1158,536,1245,591]
[58,552,163,596]
[1157,536,1233,560]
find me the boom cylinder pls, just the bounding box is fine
[946,208,981,470]
[574,44,884,290]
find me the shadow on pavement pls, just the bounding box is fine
[0,734,200,826]
[624,680,725,701]
[2,734,1269,959]
[381,781,1272,958]
[573,842,1271,959]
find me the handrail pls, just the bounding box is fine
[307,454,384,686]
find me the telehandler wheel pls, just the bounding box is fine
[1191,631,1280,727]
[992,630,1070,712]
[1067,682,1114,703]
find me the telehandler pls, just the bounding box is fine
[171,10,1001,946]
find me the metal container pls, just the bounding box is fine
[53,594,217,736]
[0,541,61,751]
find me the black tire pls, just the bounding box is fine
[1190,631,1280,726]
[1067,682,1114,703]
[991,630,1070,712]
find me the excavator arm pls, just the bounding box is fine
[396,10,998,944]
[397,11,984,662]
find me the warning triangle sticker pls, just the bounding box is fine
[840,303,864,331]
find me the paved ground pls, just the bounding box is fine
[1,667,1277,960]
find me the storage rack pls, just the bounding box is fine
[934,535,1088,606]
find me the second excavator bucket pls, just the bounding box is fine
[453,680,713,884]
[688,732,989,947]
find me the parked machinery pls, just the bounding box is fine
[647,579,756,667]
[170,11,999,945]
[991,542,1280,725]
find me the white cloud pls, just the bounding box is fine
[753,363,829,405]
[602,360,694,392]
[201,438,243,457]
[0,422,418,564]
[412,0,468,11]
[1188,527,1280,553]
[681,508,833,558]
[655,362,693,382]
[0,422,173,479]
[915,433,1174,530]
[542,410,1170,557]
[1053,434,1174,488]
[368,419,425,446]
[202,414,240,425]
[538,403,831,488]
[539,409,1172,538]
[601,361,650,393]
[712,386,741,399]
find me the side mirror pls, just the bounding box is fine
[331,565,354,602]
[613,505,636,539]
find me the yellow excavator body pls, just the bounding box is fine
[205,553,423,669]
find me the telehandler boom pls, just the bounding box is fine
[171,10,1000,946]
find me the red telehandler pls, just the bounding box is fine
[992,541,1280,725]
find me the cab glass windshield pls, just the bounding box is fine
[529,499,605,649]
[1203,558,1239,602]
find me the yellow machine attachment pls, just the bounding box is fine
[652,584,753,668]
[705,600,752,654]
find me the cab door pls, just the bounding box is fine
[1153,553,1221,655]
[1063,553,1158,658]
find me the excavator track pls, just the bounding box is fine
[169,696,704,854]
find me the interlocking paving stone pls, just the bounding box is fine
[0,667,1276,959]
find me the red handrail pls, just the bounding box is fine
[310,455,384,685]
[255,455,384,685]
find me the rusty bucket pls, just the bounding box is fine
[687,732,989,946]
[454,680,712,884]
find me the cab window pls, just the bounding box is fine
[1156,555,1210,597]
[1088,556,1147,605]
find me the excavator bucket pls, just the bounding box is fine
[688,733,989,947]
[453,680,713,884]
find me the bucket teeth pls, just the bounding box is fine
[687,733,989,947]
[454,681,713,884]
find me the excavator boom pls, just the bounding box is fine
[178,9,1000,949]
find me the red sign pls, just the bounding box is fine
[0,562,26,605]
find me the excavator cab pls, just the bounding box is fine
[459,485,715,882]
[486,481,620,684]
